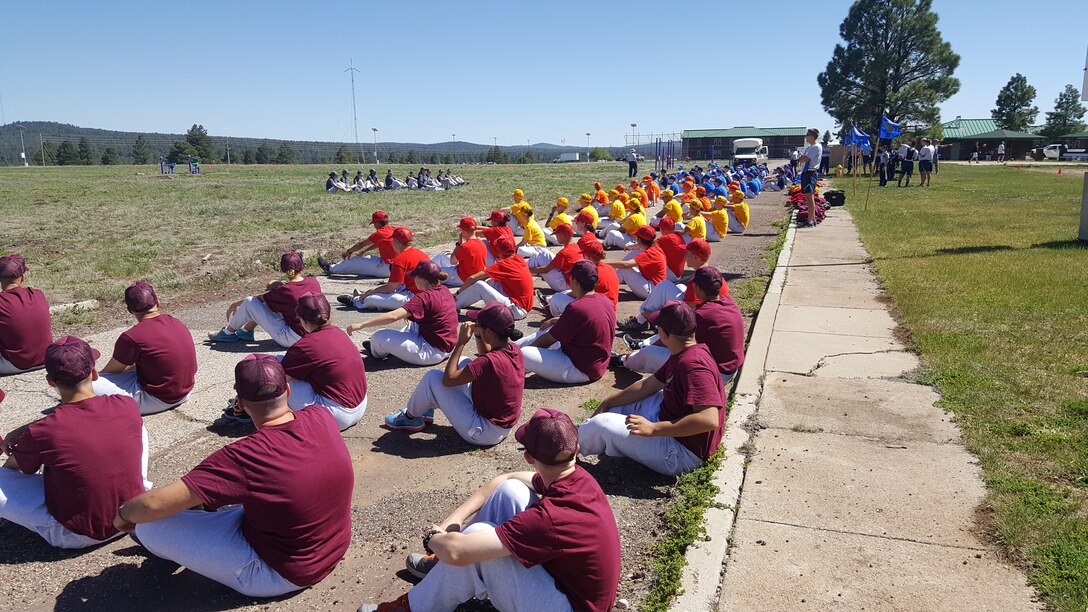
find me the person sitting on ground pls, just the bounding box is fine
[406,173,419,189]
[1,336,150,549]
[368,169,382,189]
[0,254,51,375]
[579,301,726,476]
[504,189,530,236]
[573,211,599,249]
[643,174,661,206]
[603,205,647,250]
[92,282,197,416]
[339,228,430,311]
[455,235,534,320]
[476,210,516,264]
[617,238,717,333]
[528,223,581,292]
[593,181,609,207]
[115,354,353,598]
[630,180,650,212]
[651,189,682,228]
[433,217,488,288]
[347,261,458,367]
[326,172,351,193]
[210,251,321,347]
[508,202,551,265]
[385,169,396,189]
[655,216,687,281]
[701,196,729,241]
[359,408,621,612]
[382,302,523,445]
[724,189,750,234]
[596,189,625,237]
[542,198,574,245]
[539,238,619,319]
[622,267,744,383]
[603,225,666,299]
[256,292,370,431]
[574,193,599,233]
[517,261,615,385]
[679,199,708,242]
[318,211,398,278]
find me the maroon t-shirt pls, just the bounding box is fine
[0,286,52,370]
[495,467,622,612]
[696,297,746,375]
[181,406,353,586]
[111,314,197,404]
[280,325,367,408]
[402,286,458,352]
[13,394,145,541]
[549,292,616,381]
[262,277,322,337]
[466,344,524,429]
[653,344,726,460]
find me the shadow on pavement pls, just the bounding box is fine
[579,457,674,500]
[203,339,284,353]
[0,524,95,564]
[369,426,482,459]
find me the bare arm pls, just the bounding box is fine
[346,308,409,335]
[359,280,399,300]
[593,374,665,415]
[626,405,721,438]
[437,471,536,531]
[604,259,640,269]
[100,357,135,374]
[343,238,375,259]
[529,331,556,348]
[113,480,204,533]
[442,323,477,386]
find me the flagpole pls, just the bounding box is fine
[863,154,875,211]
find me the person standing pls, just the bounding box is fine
[819,144,831,175]
[970,141,980,163]
[789,147,800,172]
[897,142,916,188]
[878,147,890,187]
[997,140,1006,163]
[917,138,935,187]
[797,128,823,227]
[625,148,638,178]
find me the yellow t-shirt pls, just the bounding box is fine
[730,202,750,231]
[664,199,683,222]
[686,215,707,239]
[547,212,573,230]
[579,205,599,228]
[511,201,532,219]
[622,212,648,234]
[706,209,729,235]
[609,201,626,221]
[522,218,546,245]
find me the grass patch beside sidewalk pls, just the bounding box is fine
[847,165,1088,611]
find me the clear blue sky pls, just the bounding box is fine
[0,0,1084,146]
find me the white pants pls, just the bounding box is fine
[705,223,721,242]
[597,220,620,238]
[432,253,465,287]
[406,361,511,446]
[286,380,367,431]
[604,230,635,250]
[370,322,451,366]
[615,267,653,299]
[638,280,685,322]
[135,506,303,598]
[229,296,301,347]
[543,228,561,246]
[329,255,390,278]
[354,289,413,311]
[408,480,572,612]
[518,245,552,268]
[545,290,575,316]
[0,427,152,549]
[727,209,745,233]
[510,220,525,236]
[93,370,189,416]
[541,269,569,292]
[516,328,590,384]
[455,282,527,320]
[623,344,738,385]
[578,392,703,476]
[0,354,39,375]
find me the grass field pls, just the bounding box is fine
[846,165,1088,610]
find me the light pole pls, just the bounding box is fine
[16,124,27,167]
[452,133,456,163]
[371,127,379,164]
[630,123,637,150]
[586,132,591,157]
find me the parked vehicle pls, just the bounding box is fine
[551,152,581,163]
[733,138,769,165]
[1039,144,1088,161]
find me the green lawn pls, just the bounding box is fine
[847,165,1088,611]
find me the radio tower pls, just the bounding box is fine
[345,58,362,162]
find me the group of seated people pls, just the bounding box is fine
[0,177,748,610]
[326,167,467,193]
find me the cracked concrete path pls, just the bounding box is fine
[717,210,1040,611]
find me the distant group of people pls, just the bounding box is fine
[325,167,467,193]
[874,138,937,187]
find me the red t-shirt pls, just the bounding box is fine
[402,286,458,352]
[181,406,353,586]
[633,245,667,284]
[595,262,620,310]
[389,247,431,293]
[683,283,703,306]
[549,292,616,381]
[13,394,145,541]
[551,243,583,282]
[481,226,514,257]
[485,257,534,311]
[0,286,51,370]
[263,277,322,337]
[368,224,398,263]
[577,232,600,251]
[495,467,621,612]
[653,344,726,460]
[280,325,368,408]
[656,233,687,277]
[453,238,488,282]
[111,314,197,404]
[465,344,524,428]
[696,297,746,375]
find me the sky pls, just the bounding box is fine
[1,0,1085,147]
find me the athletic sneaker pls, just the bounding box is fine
[617,316,650,332]
[337,295,356,308]
[357,593,410,612]
[222,398,252,424]
[317,256,333,274]
[405,553,438,579]
[207,328,239,343]
[623,333,644,350]
[234,328,255,342]
[534,288,548,308]
[609,352,626,369]
[383,408,427,432]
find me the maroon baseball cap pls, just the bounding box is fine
[0,254,28,279]
[579,239,605,260]
[491,234,516,257]
[0,388,6,404]
[458,216,477,231]
[658,216,676,232]
[553,223,574,237]
[646,301,697,336]
[124,281,158,313]
[296,291,331,322]
[392,227,414,243]
[686,238,711,261]
[569,259,598,290]
[234,354,287,402]
[515,408,579,465]
[280,251,304,272]
[45,336,101,386]
[466,301,515,334]
[371,210,389,224]
[407,259,445,284]
[692,266,724,297]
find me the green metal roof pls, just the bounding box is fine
[942,118,1045,140]
[681,126,807,139]
[1060,131,1088,138]
[968,128,1045,140]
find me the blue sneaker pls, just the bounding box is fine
[208,328,239,343]
[234,328,255,342]
[222,399,252,424]
[382,408,427,432]
[422,409,435,424]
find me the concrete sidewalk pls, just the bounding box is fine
[717,210,1040,611]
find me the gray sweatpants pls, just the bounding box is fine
[406,358,511,446]
[516,328,590,384]
[578,391,703,476]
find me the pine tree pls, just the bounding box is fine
[166,140,198,164]
[131,135,152,164]
[822,130,831,145]
[275,142,298,164]
[255,143,273,164]
[100,147,120,165]
[405,149,419,164]
[36,141,57,165]
[54,140,79,165]
[991,73,1038,132]
[1040,84,1087,141]
[243,149,256,164]
[185,124,219,162]
[334,145,356,164]
[77,137,95,165]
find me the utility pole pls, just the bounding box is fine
[39,132,46,166]
[225,136,231,165]
[371,127,379,164]
[452,133,456,163]
[16,124,27,166]
[345,58,362,163]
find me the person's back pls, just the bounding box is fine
[117,314,197,404]
[0,285,52,371]
[696,296,745,375]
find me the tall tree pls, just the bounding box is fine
[100,147,120,165]
[131,135,152,164]
[1040,84,1087,141]
[166,140,198,164]
[54,140,78,165]
[405,149,419,164]
[77,137,95,165]
[242,149,256,164]
[275,142,297,164]
[991,73,1038,132]
[35,141,57,166]
[254,143,273,164]
[817,0,960,137]
[334,145,356,164]
[184,124,219,162]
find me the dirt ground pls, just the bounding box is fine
[0,191,786,611]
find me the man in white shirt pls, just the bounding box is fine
[878,148,891,187]
[789,148,800,172]
[997,141,1006,162]
[626,149,638,178]
[917,138,934,186]
[797,129,823,227]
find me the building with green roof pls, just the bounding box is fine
[940,117,1046,160]
[680,126,808,160]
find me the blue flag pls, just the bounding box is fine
[850,125,871,150]
[878,115,901,140]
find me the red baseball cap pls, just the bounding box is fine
[280,251,304,273]
[658,216,676,232]
[466,301,515,334]
[488,210,508,225]
[579,239,605,260]
[634,225,657,242]
[234,354,287,402]
[458,216,477,231]
[45,336,101,386]
[515,408,579,465]
[124,281,158,313]
[686,238,711,260]
[491,234,516,257]
[392,227,414,243]
[574,211,595,226]
[553,223,574,237]
[0,254,28,279]
[295,292,331,322]
[646,301,696,336]
[371,210,389,224]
